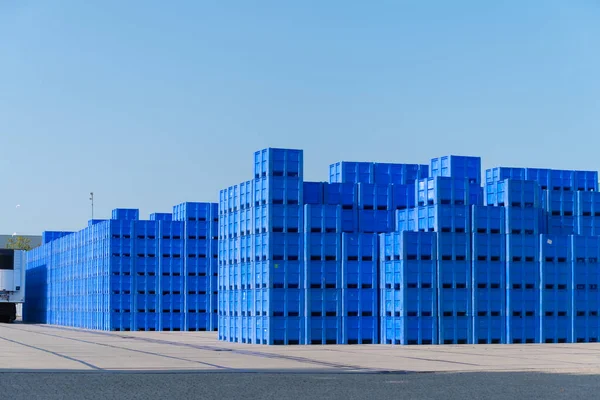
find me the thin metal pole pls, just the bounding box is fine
[90,192,94,220]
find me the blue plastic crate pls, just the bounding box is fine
[438,316,472,345]
[253,232,302,262]
[392,183,416,211]
[473,316,505,344]
[306,288,342,317]
[304,204,343,233]
[357,183,393,210]
[541,315,572,343]
[254,176,303,206]
[472,233,506,262]
[323,182,358,207]
[372,163,425,185]
[135,294,158,312]
[307,316,343,344]
[573,314,600,343]
[252,260,304,289]
[357,210,393,233]
[254,204,302,234]
[471,205,505,234]
[380,231,437,261]
[342,316,378,344]
[438,283,471,315]
[112,208,140,221]
[525,168,551,190]
[149,213,173,221]
[506,207,543,235]
[186,312,210,331]
[305,260,341,289]
[341,233,378,289]
[381,316,436,345]
[160,312,184,331]
[342,288,377,317]
[575,170,599,191]
[255,316,306,345]
[259,288,305,317]
[507,234,540,263]
[329,161,374,184]
[417,177,482,206]
[436,232,471,261]
[486,179,541,208]
[544,190,576,216]
[395,209,417,232]
[576,216,600,236]
[381,258,436,292]
[134,312,159,331]
[381,279,436,317]
[235,180,253,211]
[303,181,324,205]
[431,155,481,184]
[576,191,600,216]
[472,275,504,315]
[254,148,303,179]
[485,167,526,184]
[547,215,576,235]
[416,204,470,233]
[160,294,183,312]
[186,275,209,293]
[172,202,213,222]
[305,232,341,261]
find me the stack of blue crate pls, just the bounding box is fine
[380,231,437,345]
[24,204,219,332]
[572,236,600,342]
[219,148,305,344]
[486,178,543,344]
[387,155,484,344]
[471,205,506,344]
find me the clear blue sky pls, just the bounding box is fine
[1,1,599,234]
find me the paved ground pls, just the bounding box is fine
[2,323,600,399]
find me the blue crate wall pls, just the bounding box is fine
[372,163,428,185]
[25,204,218,333]
[329,161,374,184]
[430,155,482,185]
[322,183,359,232]
[417,177,483,206]
[472,205,506,234]
[485,167,526,185]
[539,234,573,343]
[506,234,541,344]
[572,236,600,343]
[437,232,472,344]
[380,231,437,345]
[341,233,379,344]
[471,233,506,344]
[42,231,74,245]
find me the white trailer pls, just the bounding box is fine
[0,249,26,323]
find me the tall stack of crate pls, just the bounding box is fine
[486,179,543,343]
[24,204,219,331]
[380,231,437,344]
[572,235,600,342]
[219,148,305,344]
[471,205,506,344]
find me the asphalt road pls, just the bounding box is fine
[0,370,592,400]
